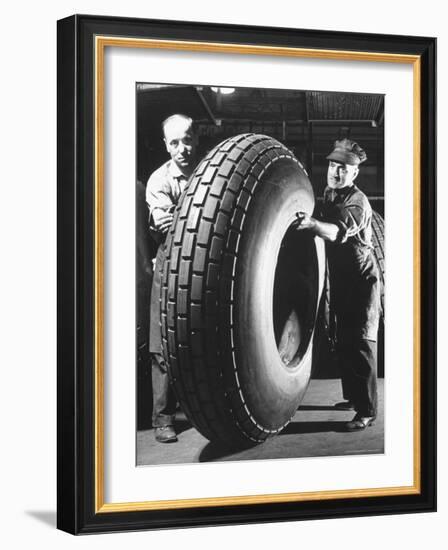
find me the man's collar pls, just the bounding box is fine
[168,159,187,179]
[328,184,356,197]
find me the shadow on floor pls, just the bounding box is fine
[280,420,349,435]
[174,418,192,436]
[199,441,250,462]
[25,510,56,528]
[298,405,344,411]
[198,420,350,461]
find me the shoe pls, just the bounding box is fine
[334,400,355,411]
[154,425,178,443]
[345,414,375,431]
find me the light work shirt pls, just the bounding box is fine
[145,159,189,234]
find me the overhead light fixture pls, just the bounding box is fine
[211,87,235,95]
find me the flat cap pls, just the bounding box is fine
[326,138,367,166]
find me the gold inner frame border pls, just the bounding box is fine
[94,35,421,513]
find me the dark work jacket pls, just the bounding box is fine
[320,184,380,342]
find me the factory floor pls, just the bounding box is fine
[136,378,384,466]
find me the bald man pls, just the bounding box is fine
[146,114,197,442]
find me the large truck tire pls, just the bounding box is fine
[161,134,325,447]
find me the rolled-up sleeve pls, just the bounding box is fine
[145,165,174,233]
[332,203,369,244]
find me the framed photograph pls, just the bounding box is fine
[57,14,436,534]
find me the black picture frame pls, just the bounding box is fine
[57,14,436,534]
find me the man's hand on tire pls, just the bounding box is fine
[295,212,316,230]
[152,208,174,234]
[295,211,340,242]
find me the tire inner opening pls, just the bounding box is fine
[273,227,319,366]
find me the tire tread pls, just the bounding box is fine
[161,134,300,445]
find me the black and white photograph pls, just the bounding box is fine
[0,0,441,544]
[136,83,385,466]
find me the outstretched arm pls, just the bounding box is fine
[295,212,340,242]
[151,205,175,235]
[146,171,175,237]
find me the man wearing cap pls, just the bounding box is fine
[146,114,197,442]
[296,138,380,431]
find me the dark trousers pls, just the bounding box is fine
[149,245,177,427]
[338,339,378,417]
[151,352,177,427]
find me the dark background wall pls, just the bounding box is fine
[136,84,384,429]
[137,84,384,209]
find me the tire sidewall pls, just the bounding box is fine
[234,158,325,430]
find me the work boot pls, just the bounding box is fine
[345,413,375,431]
[154,425,178,443]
